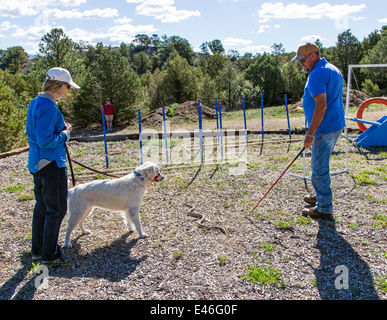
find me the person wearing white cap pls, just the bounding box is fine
[26,67,80,265]
[292,43,345,219]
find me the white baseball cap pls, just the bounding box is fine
[46,67,80,89]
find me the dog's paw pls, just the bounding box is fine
[81,230,91,236]
[64,242,72,249]
[139,233,148,239]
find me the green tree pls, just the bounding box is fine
[331,29,363,78]
[119,42,131,60]
[0,46,29,74]
[156,35,195,66]
[35,28,85,89]
[133,51,151,75]
[271,43,285,68]
[205,53,226,80]
[147,53,200,110]
[218,60,241,110]
[162,52,199,103]
[360,26,387,94]
[362,29,382,53]
[281,61,306,103]
[199,74,217,108]
[361,79,380,97]
[73,47,141,126]
[244,54,284,106]
[0,74,28,153]
[208,40,225,55]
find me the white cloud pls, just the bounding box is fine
[66,21,158,44]
[43,8,119,20]
[11,24,54,41]
[223,37,253,47]
[116,16,134,24]
[222,37,269,55]
[257,25,271,34]
[243,45,270,54]
[0,0,87,17]
[258,2,366,21]
[379,17,387,23]
[131,0,201,23]
[0,21,18,31]
[106,23,158,42]
[300,34,326,43]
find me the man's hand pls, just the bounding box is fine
[64,122,72,132]
[304,135,314,149]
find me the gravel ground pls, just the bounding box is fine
[0,128,386,301]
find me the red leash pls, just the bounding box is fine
[250,147,305,215]
[64,143,76,187]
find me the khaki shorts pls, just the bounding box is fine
[105,115,113,121]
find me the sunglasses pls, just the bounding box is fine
[299,53,312,64]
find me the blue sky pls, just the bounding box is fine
[0,0,386,56]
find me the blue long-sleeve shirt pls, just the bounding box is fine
[26,93,69,173]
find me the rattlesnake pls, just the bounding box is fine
[185,204,228,236]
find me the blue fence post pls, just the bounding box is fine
[242,97,248,144]
[215,97,220,144]
[198,100,203,164]
[261,94,264,139]
[285,94,292,139]
[219,102,224,159]
[138,109,143,165]
[162,106,169,163]
[101,109,109,168]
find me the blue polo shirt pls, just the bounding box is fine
[26,93,68,173]
[303,58,346,135]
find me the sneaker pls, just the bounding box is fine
[303,195,317,206]
[302,207,333,220]
[42,256,66,267]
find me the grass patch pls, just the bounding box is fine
[240,265,286,287]
[4,185,26,193]
[172,250,185,260]
[373,214,387,229]
[376,277,387,293]
[18,195,34,201]
[218,253,228,266]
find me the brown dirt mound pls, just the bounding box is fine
[141,101,221,126]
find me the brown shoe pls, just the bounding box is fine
[302,208,333,219]
[304,195,317,206]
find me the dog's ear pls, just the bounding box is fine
[149,164,160,181]
[137,162,159,181]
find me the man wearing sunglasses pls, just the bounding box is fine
[292,42,346,219]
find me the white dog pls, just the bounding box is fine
[64,161,164,248]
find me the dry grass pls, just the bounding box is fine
[1,117,387,300]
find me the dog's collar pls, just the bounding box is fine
[152,172,161,182]
[133,170,141,177]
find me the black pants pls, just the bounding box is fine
[31,161,68,261]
